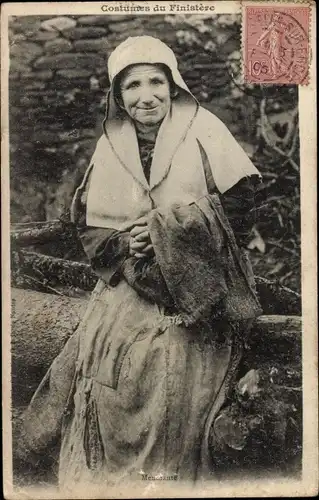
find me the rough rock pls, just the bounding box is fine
[9,16,43,35]
[19,95,42,107]
[9,60,33,76]
[10,42,43,63]
[77,15,134,25]
[63,27,108,40]
[44,38,73,54]
[28,31,60,42]
[31,70,54,81]
[73,37,110,53]
[108,19,144,32]
[56,69,93,79]
[106,28,146,44]
[25,82,46,91]
[33,53,105,70]
[40,17,77,32]
[33,130,61,146]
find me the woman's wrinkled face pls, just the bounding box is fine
[119,64,171,126]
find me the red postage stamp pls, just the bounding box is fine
[243,4,310,85]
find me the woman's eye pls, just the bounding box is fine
[151,78,164,85]
[126,81,140,90]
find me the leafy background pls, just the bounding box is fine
[9,14,300,291]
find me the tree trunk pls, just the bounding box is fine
[11,288,301,406]
[11,220,70,246]
[10,288,302,479]
[11,250,301,314]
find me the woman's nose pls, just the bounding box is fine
[139,86,155,105]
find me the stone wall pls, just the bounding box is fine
[9,14,245,222]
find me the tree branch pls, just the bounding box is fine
[11,250,97,292]
[11,219,76,247]
[11,250,301,314]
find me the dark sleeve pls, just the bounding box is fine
[219,174,261,247]
[78,224,130,286]
[76,193,171,303]
[71,165,170,301]
[122,256,174,309]
[71,167,130,286]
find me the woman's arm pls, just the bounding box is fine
[219,174,261,247]
[76,200,172,306]
[78,224,130,286]
[71,167,130,286]
[72,168,159,292]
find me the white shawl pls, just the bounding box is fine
[71,36,260,231]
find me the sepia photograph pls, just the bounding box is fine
[2,1,317,498]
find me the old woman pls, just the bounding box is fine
[19,36,262,488]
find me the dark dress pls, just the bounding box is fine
[18,130,261,489]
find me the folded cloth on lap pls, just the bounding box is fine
[146,193,262,326]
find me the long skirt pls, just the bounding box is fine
[19,279,244,489]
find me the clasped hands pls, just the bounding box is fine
[129,216,154,258]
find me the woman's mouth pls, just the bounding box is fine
[138,106,158,112]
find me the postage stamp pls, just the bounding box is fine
[243,4,310,84]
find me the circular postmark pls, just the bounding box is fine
[246,9,309,84]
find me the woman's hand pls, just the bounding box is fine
[129,216,154,258]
